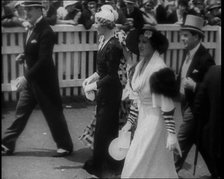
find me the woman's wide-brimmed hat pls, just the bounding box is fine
[180,14,204,37]
[21,0,44,7]
[125,24,169,55]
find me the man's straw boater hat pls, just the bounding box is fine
[21,0,44,7]
[181,15,205,37]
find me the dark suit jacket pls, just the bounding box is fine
[24,17,62,109]
[177,44,215,107]
[193,65,222,160]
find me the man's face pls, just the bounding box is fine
[144,0,155,11]
[180,30,199,51]
[87,1,97,13]
[125,2,135,11]
[24,6,41,24]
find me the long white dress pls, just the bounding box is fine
[121,51,178,178]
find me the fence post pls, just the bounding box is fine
[215,26,221,65]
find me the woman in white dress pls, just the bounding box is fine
[121,25,182,178]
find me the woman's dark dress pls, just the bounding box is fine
[83,37,123,177]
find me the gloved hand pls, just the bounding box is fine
[84,82,97,93]
[15,53,25,64]
[121,121,132,133]
[184,77,196,91]
[166,133,182,157]
[82,72,99,88]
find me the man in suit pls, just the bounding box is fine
[194,65,222,179]
[174,14,215,172]
[1,1,73,157]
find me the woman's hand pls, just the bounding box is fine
[84,82,97,93]
[166,133,182,157]
[82,72,99,89]
[121,121,132,133]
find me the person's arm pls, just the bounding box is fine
[2,16,24,27]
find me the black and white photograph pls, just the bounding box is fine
[1,0,221,178]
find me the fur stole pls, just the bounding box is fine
[150,67,178,98]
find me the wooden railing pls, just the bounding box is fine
[1,24,221,102]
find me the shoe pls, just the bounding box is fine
[1,144,13,156]
[52,148,72,157]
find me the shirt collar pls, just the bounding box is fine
[188,42,201,58]
[33,15,43,27]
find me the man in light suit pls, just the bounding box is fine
[1,0,73,157]
[174,14,215,172]
[194,65,222,179]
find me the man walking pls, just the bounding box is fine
[2,0,73,157]
[175,14,215,172]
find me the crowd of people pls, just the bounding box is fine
[2,0,222,179]
[2,0,221,29]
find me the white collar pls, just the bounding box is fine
[188,42,201,58]
[33,15,43,27]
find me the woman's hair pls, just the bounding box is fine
[139,28,169,54]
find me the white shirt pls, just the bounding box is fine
[180,42,200,95]
[26,16,43,43]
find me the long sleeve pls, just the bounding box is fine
[152,93,176,134]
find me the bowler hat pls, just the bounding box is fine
[21,0,44,7]
[181,15,204,37]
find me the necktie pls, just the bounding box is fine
[185,51,191,64]
[26,25,34,43]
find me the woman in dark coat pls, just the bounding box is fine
[82,5,123,178]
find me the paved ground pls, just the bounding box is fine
[1,99,211,179]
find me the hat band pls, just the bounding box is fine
[182,25,203,33]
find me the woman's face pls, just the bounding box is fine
[95,20,106,35]
[138,34,153,57]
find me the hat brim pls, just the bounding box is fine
[21,2,44,7]
[125,29,140,55]
[181,26,204,37]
